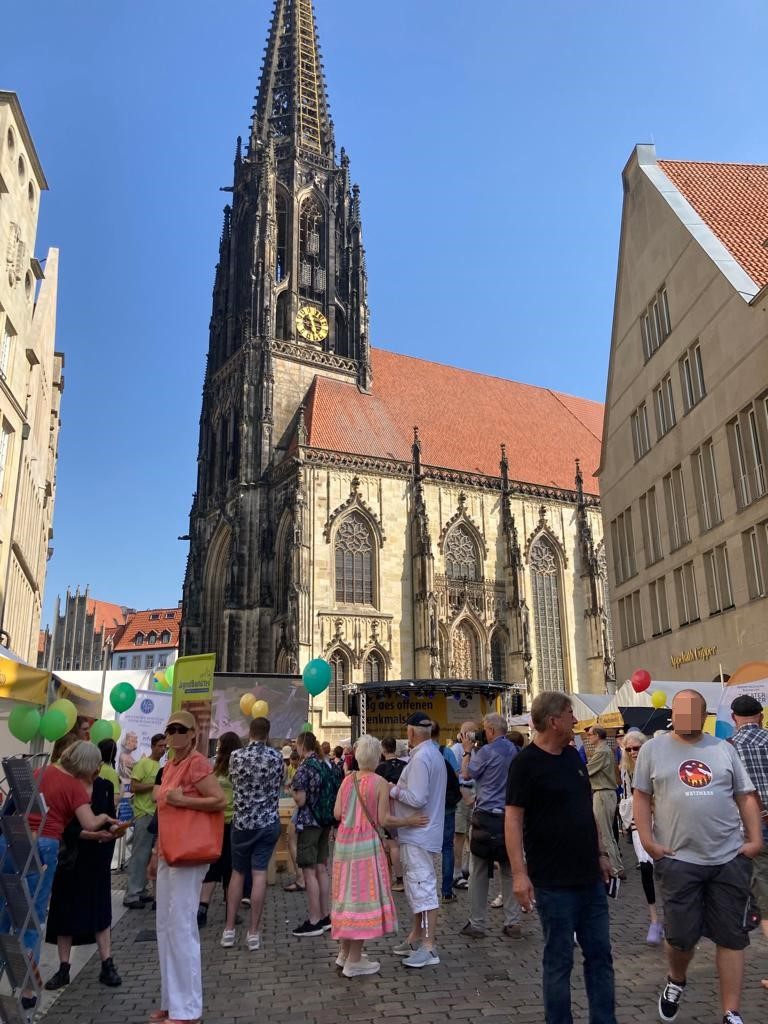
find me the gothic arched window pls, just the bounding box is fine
[364,650,384,683]
[451,621,480,679]
[328,650,349,715]
[299,196,326,300]
[490,630,507,682]
[335,513,374,606]
[530,535,566,691]
[275,290,289,340]
[276,194,288,282]
[445,525,480,581]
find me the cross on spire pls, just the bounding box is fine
[251,0,334,159]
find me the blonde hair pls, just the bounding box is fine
[354,734,382,771]
[59,740,102,780]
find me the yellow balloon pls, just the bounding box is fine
[251,700,269,718]
[651,690,667,709]
[48,698,77,732]
[240,693,256,716]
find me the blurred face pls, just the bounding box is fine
[165,723,194,753]
[671,692,706,738]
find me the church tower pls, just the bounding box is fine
[182,0,370,671]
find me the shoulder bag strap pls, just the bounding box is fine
[352,772,385,842]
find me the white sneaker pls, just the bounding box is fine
[246,932,260,951]
[240,897,251,906]
[490,893,503,908]
[403,945,440,968]
[392,939,419,956]
[220,929,236,948]
[342,959,381,977]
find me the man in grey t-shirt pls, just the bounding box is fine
[634,689,762,1024]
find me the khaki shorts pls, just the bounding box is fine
[297,826,330,868]
[455,800,472,835]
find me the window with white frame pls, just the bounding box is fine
[117,655,127,670]
[0,318,14,380]
[649,576,671,636]
[742,524,768,601]
[703,544,733,615]
[641,285,672,361]
[673,561,699,626]
[158,654,168,667]
[131,654,141,669]
[0,420,12,498]
[728,397,768,509]
[654,374,676,439]
[630,402,651,461]
[690,439,722,533]
[639,486,663,566]
[145,654,155,668]
[618,590,643,649]
[663,465,690,550]
[679,342,706,413]
[610,508,637,585]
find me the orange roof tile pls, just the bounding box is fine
[114,608,180,652]
[304,349,603,494]
[658,159,768,288]
[86,599,127,634]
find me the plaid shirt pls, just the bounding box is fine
[731,724,768,812]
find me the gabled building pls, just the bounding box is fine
[39,586,130,670]
[111,606,180,672]
[181,0,613,734]
[600,145,768,683]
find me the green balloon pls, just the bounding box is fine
[90,719,114,745]
[39,708,68,742]
[300,722,312,733]
[8,705,41,743]
[48,698,77,732]
[109,682,137,713]
[302,659,332,697]
[165,663,175,687]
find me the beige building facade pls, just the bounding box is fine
[0,92,63,662]
[600,144,768,685]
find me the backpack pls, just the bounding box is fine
[441,746,462,809]
[311,759,342,827]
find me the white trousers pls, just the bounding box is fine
[156,859,207,1020]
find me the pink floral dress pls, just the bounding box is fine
[330,773,397,940]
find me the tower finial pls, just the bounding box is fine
[250,0,334,158]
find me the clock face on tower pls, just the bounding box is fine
[296,305,329,343]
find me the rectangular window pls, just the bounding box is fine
[749,407,766,499]
[649,576,671,636]
[0,319,13,380]
[703,544,733,614]
[728,397,768,509]
[117,655,127,669]
[654,374,676,439]
[663,465,690,551]
[0,420,12,498]
[631,402,651,460]
[674,561,700,626]
[145,654,155,668]
[611,509,637,583]
[641,285,671,361]
[618,591,643,649]
[158,654,168,667]
[742,525,768,600]
[639,486,663,566]
[691,439,722,533]
[131,654,141,669]
[679,342,706,413]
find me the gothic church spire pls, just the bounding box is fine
[251,0,335,160]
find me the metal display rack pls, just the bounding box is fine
[0,755,48,1022]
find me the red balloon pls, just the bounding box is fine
[631,669,652,693]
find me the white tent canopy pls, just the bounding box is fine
[53,669,159,719]
[603,679,726,715]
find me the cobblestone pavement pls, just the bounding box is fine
[38,862,768,1024]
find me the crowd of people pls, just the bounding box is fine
[2,688,768,1024]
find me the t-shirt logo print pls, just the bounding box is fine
[678,759,713,788]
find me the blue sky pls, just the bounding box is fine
[4,0,766,624]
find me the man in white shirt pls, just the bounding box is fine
[389,711,447,968]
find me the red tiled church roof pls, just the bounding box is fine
[86,599,127,634]
[658,159,768,289]
[114,608,180,652]
[304,349,603,494]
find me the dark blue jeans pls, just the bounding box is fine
[441,810,456,897]
[534,882,616,1024]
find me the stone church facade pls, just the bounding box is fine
[181,0,613,733]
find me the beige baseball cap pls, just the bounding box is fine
[165,710,196,731]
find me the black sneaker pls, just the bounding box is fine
[292,919,324,937]
[659,977,686,1021]
[99,957,122,987]
[44,963,70,991]
[319,915,332,932]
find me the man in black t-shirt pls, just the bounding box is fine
[505,692,616,1024]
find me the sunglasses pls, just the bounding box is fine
[625,746,641,753]
[166,724,191,736]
